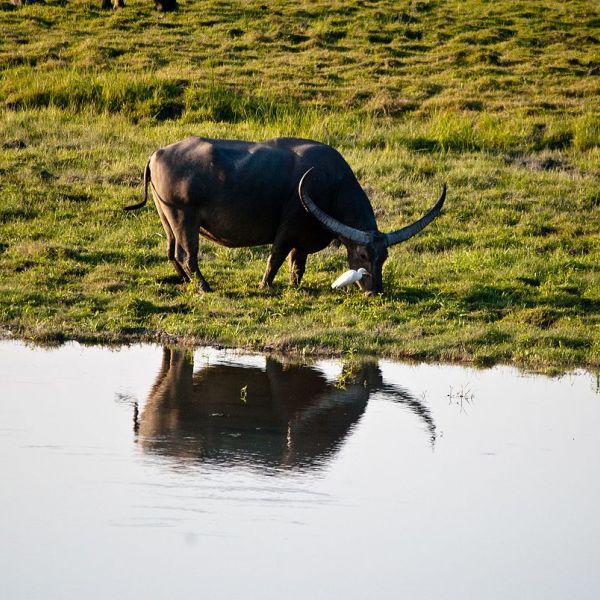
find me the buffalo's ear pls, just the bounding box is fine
[338,236,360,250]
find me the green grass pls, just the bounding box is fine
[1,0,599,372]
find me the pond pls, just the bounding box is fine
[1,341,599,599]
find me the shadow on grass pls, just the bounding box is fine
[385,286,436,304]
[460,284,536,311]
[157,274,187,285]
[454,283,600,320]
[127,298,187,317]
[220,283,328,300]
[222,287,279,300]
[541,335,592,350]
[550,293,600,313]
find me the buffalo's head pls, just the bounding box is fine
[299,169,446,294]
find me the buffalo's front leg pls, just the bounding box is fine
[288,248,307,286]
[260,242,292,289]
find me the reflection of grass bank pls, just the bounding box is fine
[0,1,598,371]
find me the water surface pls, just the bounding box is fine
[1,341,599,599]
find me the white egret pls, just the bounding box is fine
[331,268,370,289]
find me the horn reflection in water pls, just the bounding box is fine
[136,348,435,471]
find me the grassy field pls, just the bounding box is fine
[1,0,599,372]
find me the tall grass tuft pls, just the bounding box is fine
[3,70,187,122]
[573,113,600,151]
[183,82,302,125]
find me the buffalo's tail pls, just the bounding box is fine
[124,159,151,211]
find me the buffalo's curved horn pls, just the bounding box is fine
[385,184,446,247]
[298,168,371,245]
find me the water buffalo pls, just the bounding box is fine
[132,348,435,470]
[124,136,446,293]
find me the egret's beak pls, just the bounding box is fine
[356,272,371,292]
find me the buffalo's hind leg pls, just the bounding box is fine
[175,218,212,293]
[288,248,307,286]
[152,189,189,283]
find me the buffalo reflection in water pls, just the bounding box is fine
[134,348,435,470]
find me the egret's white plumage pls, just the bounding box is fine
[331,268,370,289]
